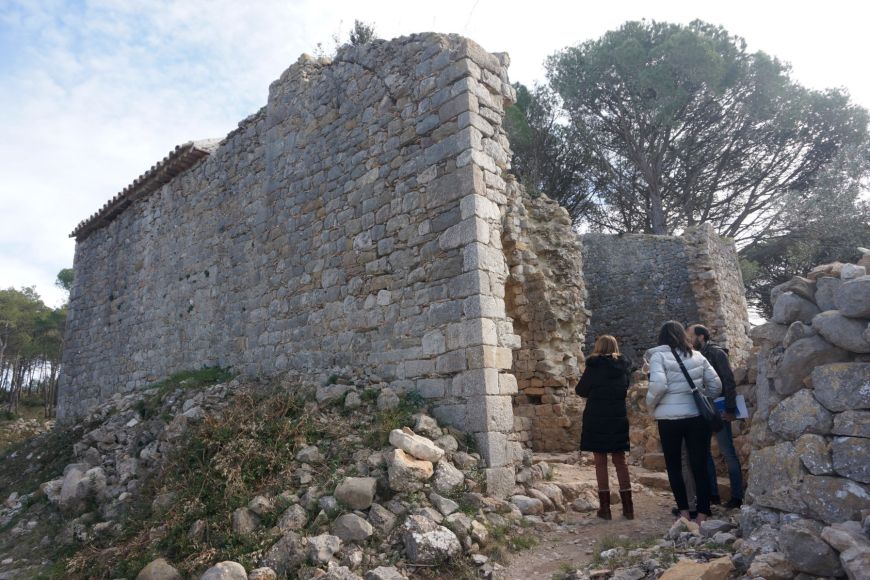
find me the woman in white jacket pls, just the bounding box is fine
[646,321,722,521]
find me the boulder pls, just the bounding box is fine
[59,465,107,514]
[307,533,342,564]
[386,449,433,492]
[510,495,544,515]
[344,391,362,409]
[316,384,351,404]
[808,261,845,280]
[334,477,377,510]
[532,482,566,512]
[136,558,181,580]
[840,546,870,580]
[321,561,363,580]
[750,322,789,349]
[699,519,734,538]
[429,492,459,516]
[377,388,400,410]
[775,336,849,395]
[434,434,459,454]
[842,264,867,281]
[813,311,870,353]
[295,445,324,463]
[795,434,833,475]
[780,520,843,577]
[364,566,406,580]
[773,291,820,325]
[783,321,817,348]
[248,495,274,516]
[247,568,277,580]
[231,507,260,535]
[746,442,806,514]
[432,461,464,494]
[768,389,833,439]
[200,561,247,580]
[276,504,308,531]
[401,514,462,565]
[259,531,306,577]
[816,277,843,311]
[389,427,444,463]
[414,414,442,439]
[833,436,870,483]
[801,475,870,524]
[747,552,794,580]
[772,276,817,304]
[836,275,870,318]
[821,521,869,553]
[833,410,870,438]
[332,513,374,543]
[367,503,397,536]
[813,363,870,412]
[659,556,733,580]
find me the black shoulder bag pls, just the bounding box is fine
[670,347,724,433]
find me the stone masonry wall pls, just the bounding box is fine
[503,187,587,452]
[59,34,522,488]
[581,227,751,368]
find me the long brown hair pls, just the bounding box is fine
[590,335,620,358]
[658,320,693,356]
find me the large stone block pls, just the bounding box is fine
[815,276,842,311]
[746,442,806,514]
[812,311,870,353]
[774,336,849,395]
[794,434,833,475]
[832,436,870,483]
[768,389,833,439]
[773,291,820,325]
[836,275,870,318]
[812,363,870,412]
[832,410,870,438]
[801,475,870,524]
[780,520,843,577]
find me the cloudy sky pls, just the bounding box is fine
[1,0,868,307]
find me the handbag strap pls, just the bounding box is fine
[670,347,700,392]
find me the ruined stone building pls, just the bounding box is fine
[58,34,751,492]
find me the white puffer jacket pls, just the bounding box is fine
[645,345,722,420]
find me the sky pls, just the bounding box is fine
[1,0,868,308]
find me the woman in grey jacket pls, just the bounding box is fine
[646,321,722,521]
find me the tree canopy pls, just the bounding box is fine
[509,20,869,244]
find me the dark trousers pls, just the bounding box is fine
[658,416,713,516]
[707,422,744,501]
[593,451,631,492]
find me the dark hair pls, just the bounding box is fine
[658,320,693,355]
[690,324,711,341]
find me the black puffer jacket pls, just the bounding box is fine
[575,355,631,453]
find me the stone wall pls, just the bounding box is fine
[738,254,870,577]
[581,227,750,367]
[503,188,587,451]
[59,34,523,487]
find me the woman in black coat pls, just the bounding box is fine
[576,334,633,520]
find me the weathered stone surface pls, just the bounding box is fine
[386,449,433,492]
[795,434,833,475]
[231,507,260,535]
[296,445,324,463]
[836,275,870,318]
[276,504,308,531]
[833,436,870,483]
[747,552,794,580]
[429,492,459,516]
[816,277,843,311]
[200,561,247,580]
[259,531,306,576]
[842,264,867,280]
[772,276,817,304]
[332,513,374,543]
[389,428,444,463]
[833,410,870,438]
[659,556,734,580]
[747,442,806,513]
[401,514,462,565]
[432,460,464,494]
[699,519,734,538]
[510,495,543,515]
[813,311,870,353]
[775,336,849,395]
[364,566,406,580]
[801,475,870,524]
[768,389,833,439]
[307,533,342,564]
[751,322,789,349]
[813,363,870,412]
[773,291,820,325]
[248,495,274,516]
[247,568,277,580]
[780,520,843,577]
[334,477,377,510]
[783,321,818,348]
[136,558,181,580]
[840,546,870,580]
[821,521,869,553]
[413,414,442,439]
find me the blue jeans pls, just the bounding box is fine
[707,422,743,500]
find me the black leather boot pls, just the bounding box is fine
[620,489,634,520]
[597,490,612,520]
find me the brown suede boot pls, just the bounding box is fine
[597,490,612,520]
[620,489,634,520]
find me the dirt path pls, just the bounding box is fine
[501,462,678,579]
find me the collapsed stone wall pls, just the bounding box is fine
[59,34,524,488]
[502,187,587,452]
[738,254,870,577]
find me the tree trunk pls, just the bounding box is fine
[648,187,668,234]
